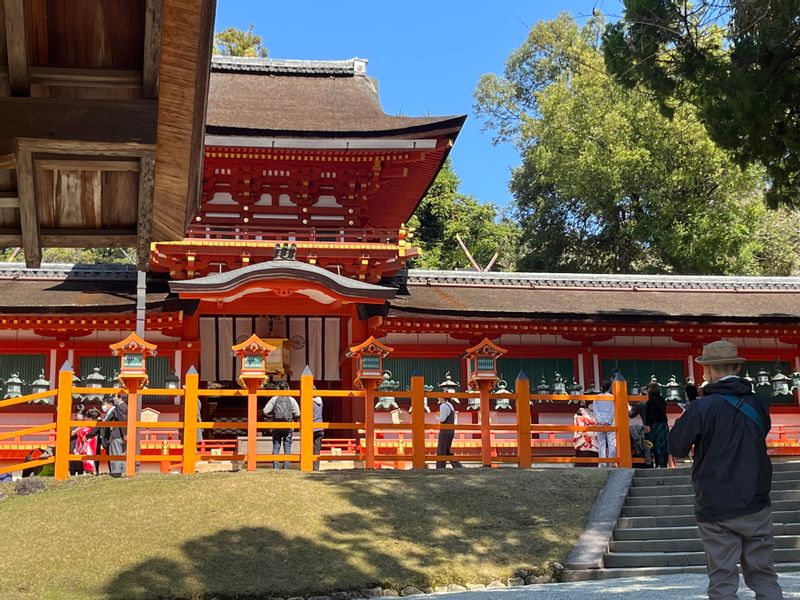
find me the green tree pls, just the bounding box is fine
[214,25,268,58]
[474,14,793,275]
[409,159,520,271]
[603,1,800,205]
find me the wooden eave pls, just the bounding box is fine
[0,0,215,269]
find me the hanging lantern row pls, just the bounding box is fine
[534,372,583,404]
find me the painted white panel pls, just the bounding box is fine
[314,195,341,207]
[209,192,237,205]
[278,194,294,206]
[307,318,323,379]
[217,318,233,381]
[255,193,272,206]
[199,318,216,382]
[324,318,341,381]
[288,318,306,378]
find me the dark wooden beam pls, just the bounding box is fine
[0,152,14,169]
[15,148,40,267]
[0,191,19,208]
[0,97,157,144]
[0,234,22,246]
[153,0,215,241]
[136,155,155,270]
[4,0,29,96]
[29,67,143,89]
[142,0,163,98]
[40,232,137,247]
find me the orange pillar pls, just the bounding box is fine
[479,380,492,467]
[300,366,315,472]
[515,373,532,468]
[410,374,426,469]
[246,381,259,472]
[125,380,141,478]
[54,362,75,482]
[182,367,199,474]
[613,375,632,468]
[364,379,377,469]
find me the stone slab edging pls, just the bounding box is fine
[565,469,635,571]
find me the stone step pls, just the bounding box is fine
[625,489,800,507]
[614,525,698,541]
[628,478,800,496]
[613,522,800,541]
[603,547,800,568]
[621,498,800,518]
[609,534,800,554]
[616,509,800,529]
[635,461,800,478]
[562,562,800,582]
[632,469,800,488]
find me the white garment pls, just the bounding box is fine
[592,395,615,425]
[596,430,617,463]
[438,401,454,423]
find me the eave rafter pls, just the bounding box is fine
[376,319,800,340]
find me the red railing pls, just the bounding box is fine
[184,224,404,245]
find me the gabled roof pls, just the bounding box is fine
[170,260,396,302]
[206,56,465,138]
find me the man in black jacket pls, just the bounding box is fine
[670,340,783,600]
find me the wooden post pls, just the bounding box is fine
[125,381,141,478]
[182,366,199,475]
[613,375,632,468]
[54,362,75,481]
[516,372,532,468]
[246,381,259,472]
[479,380,492,467]
[410,373,426,470]
[300,366,314,472]
[364,379,377,469]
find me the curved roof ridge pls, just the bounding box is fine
[170,260,396,300]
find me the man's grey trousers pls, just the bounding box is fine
[697,505,784,600]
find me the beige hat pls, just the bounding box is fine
[695,340,746,365]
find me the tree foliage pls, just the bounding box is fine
[474,13,798,275]
[603,0,800,206]
[409,159,520,271]
[0,248,135,265]
[214,25,268,58]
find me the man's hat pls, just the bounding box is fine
[695,340,746,365]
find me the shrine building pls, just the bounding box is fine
[2,50,800,451]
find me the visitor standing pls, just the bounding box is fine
[573,406,598,467]
[436,396,462,468]
[312,393,324,471]
[646,382,670,468]
[263,382,299,470]
[592,382,616,466]
[87,395,128,477]
[669,340,782,600]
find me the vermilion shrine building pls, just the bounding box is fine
[2,54,800,452]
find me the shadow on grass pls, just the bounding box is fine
[104,525,421,600]
[104,469,604,599]
[315,469,600,576]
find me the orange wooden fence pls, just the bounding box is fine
[0,365,637,480]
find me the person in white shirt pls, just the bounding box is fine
[591,381,616,466]
[436,397,462,469]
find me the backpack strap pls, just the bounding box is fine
[719,394,766,437]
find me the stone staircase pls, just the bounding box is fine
[567,462,800,581]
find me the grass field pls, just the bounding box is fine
[0,468,607,600]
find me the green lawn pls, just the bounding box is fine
[0,468,607,600]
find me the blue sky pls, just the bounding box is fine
[214,1,623,210]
